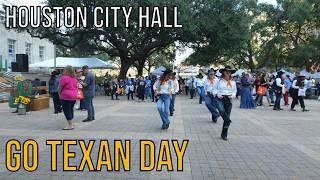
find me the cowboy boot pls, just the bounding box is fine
[221,127,229,141]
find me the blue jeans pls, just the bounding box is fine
[145,87,152,99]
[157,94,170,125]
[204,94,220,119]
[215,97,232,128]
[197,86,205,104]
[274,92,282,110]
[269,89,275,103]
[84,97,95,120]
[169,94,176,114]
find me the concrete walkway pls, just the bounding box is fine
[0,95,320,179]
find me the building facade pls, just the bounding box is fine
[0,15,54,71]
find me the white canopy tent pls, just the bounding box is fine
[300,70,312,78]
[30,57,116,69]
[311,72,320,79]
[232,69,245,77]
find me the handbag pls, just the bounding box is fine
[76,89,84,100]
[298,88,306,97]
[257,86,267,96]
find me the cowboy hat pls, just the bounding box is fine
[297,72,306,77]
[51,71,60,76]
[197,73,203,78]
[219,66,236,74]
[277,71,285,77]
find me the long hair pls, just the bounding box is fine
[160,74,166,82]
[221,71,231,79]
[63,65,75,77]
[49,75,56,85]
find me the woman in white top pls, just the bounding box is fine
[153,69,172,130]
[204,70,220,122]
[212,66,237,141]
[290,73,309,112]
[195,73,206,104]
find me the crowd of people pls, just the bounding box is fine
[48,64,319,141]
[233,71,314,112]
[49,65,96,130]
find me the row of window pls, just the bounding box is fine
[7,39,45,62]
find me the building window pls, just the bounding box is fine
[39,46,45,61]
[25,43,32,62]
[8,39,16,61]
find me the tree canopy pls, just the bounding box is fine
[5,0,320,75]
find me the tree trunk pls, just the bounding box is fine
[247,41,255,72]
[119,58,131,79]
[147,66,151,74]
[137,63,144,76]
[135,56,147,76]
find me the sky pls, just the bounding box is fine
[0,0,278,65]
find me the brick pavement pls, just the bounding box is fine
[0,95,320,179]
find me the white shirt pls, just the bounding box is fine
[276,78,284,88]
[212,78,237,98]
[171,79,179,94]
[153,80,172,95]
[204,78,217,93]
[292,80,307,89]
[194,78,205,87]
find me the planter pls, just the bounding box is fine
[17,104,26,115]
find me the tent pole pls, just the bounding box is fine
[53,45,56,70]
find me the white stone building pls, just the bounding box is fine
[0,14,54,71]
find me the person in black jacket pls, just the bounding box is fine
[273,71,285,111]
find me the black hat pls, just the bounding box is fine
[171,72,177,76]
[162,69,172,75]
[277,71,285,77]
[208,68,217,74]
[297,73,306,77]
[82,65,89,70]
[51,71,59,76]
[219,66,236,74]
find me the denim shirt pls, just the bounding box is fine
[83,73,95,98]
[284,79,292,89]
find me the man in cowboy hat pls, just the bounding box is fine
[212,66,237,141]
[290,72,309,112]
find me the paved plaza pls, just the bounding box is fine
[0,95,320,180]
